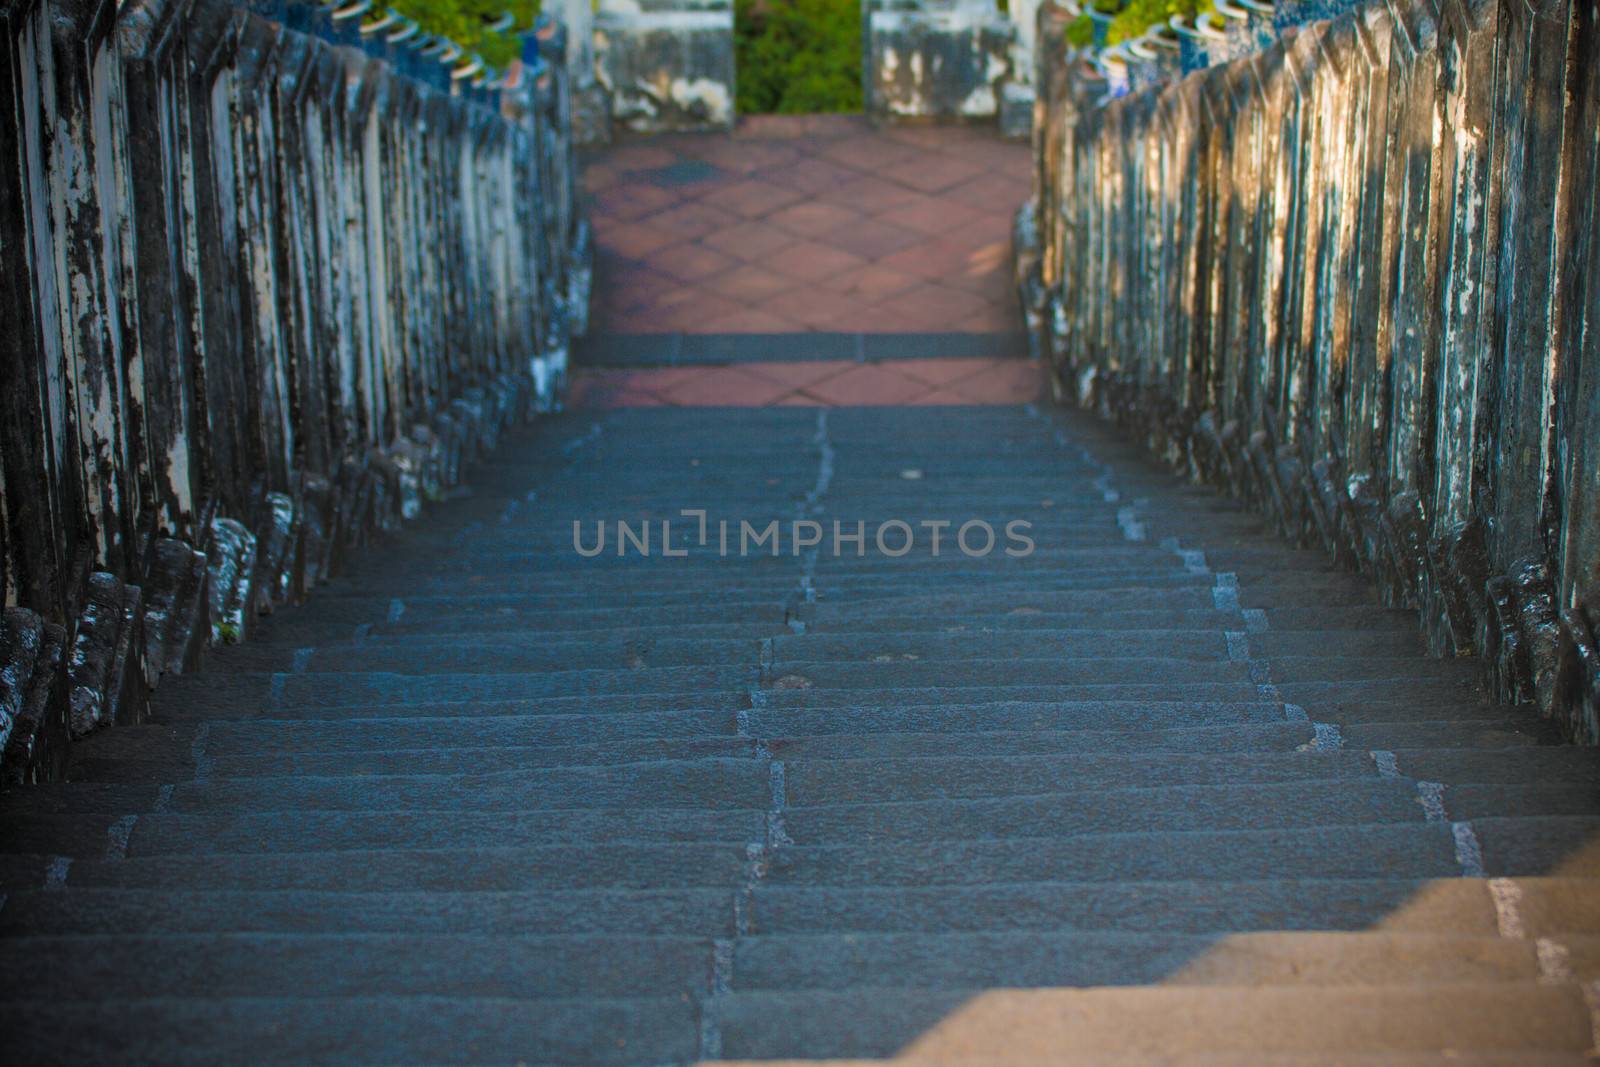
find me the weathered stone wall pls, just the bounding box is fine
[1017,0,1600,741]
[864,0,1014,123]
[0,0,590,781]
[594,0,736,132]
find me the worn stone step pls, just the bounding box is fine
[157,666,760,711]
[773,629,1437,663]
[219,637,765,673]
[251,605,1419,649]
[797,606,1418,634]
[4,760,769,816]
[744,877,1504,936]
[70,736,762,782]
[748,701,1290,736]
[68,709,740,762]
[224,597,791,628]
[731,930,1540,991]
[770,722,1331,760]
[757,682,1268,707]
[149,690,743,723]
[763,657,1475,692]
[71,719,1416,782]
[766,658,1252,690]
[344,569,809,598]
[805,586,1370,619]
[778,780,1438,843]
[1381,746,1600,785]
[1,807,764,858]
[802,573,1384,602]
[782,749,1599,806]
[747,680,1498,713]
[0,995,700,1065]
[8,843,748,892]
[351,610,1255,643]
[1444,782,1600,820]
[712,984,1595,1060]
[407,542,1240,574]
[323,586,799,612]
[0,934,716,1001]
[1341,719,1559,749]
[407,544,1326,580]
[0,887,737,937]
[781,751,1383,805]
[762,819,1600,886]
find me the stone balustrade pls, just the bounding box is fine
[1016,0,1600,743]
[0,0,591,781]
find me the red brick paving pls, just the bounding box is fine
[584,115,1032,335]
[568,358,1043,409]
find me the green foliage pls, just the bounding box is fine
[1102,0,1211,45]
[735,0,863,114]
[1064,13,1094,47]
[389,0,541,69]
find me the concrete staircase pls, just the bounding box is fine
[1,403,1597,1064]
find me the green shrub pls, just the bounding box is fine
[736,0,863,114]
[1064,14,1094,46]
[1103,0,1211,45]
[389,0,541,69]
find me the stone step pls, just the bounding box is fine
[222,597,792,628]
[3,760,770,816]
[730,930,1546,990]
[741,701,1467,738]
[711,984,1595,1060]
[7,843,749,892]
[252,609,1247,646]
[13,780,1592,860]
[148,690,743,723]
[776,751,1387,806]
[157,666,761,710]
[802,606,1423,633]
[773,629,1433,662]
[248,605,1421,648]
[0,807,765,858]
[0,934,718,1001]
[777,780,1567,843]
[802,587,1366,618]
[761,658,1470,691]
[398,544,1335,580]
[66,736,762,782]
[0,887,738,937]
[748,681,1491,713]
[69,709,739,760]
[761,819,1600,885]
[0,996,700,1065]
[763,722,1548,762]
[218,637,768,673]
[745,877,1505,936]
[227,626,1414,675]
[73,722,1349,782]
[45,743,1596,816]
[12,877,1598,940]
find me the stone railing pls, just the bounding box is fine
[569,0,1045,135]
[863,0,1035,133]
[1016,0,1600,741]
[595,0,736,132]
[0,0,590,782]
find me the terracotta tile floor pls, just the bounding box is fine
[583,115,1033,335]
[567,358,1044,408]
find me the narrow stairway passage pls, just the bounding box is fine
[1,401,1598,1065]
